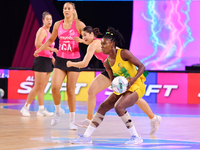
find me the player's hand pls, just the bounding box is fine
[74,37,84,43]
[51,48,58,54]
[126,77,136,90]
[66,61,72,67]
[33,50,39,57]
[52,57,55,66]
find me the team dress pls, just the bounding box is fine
[54,19,81,72]
[33,27,55,72]
[107,49,146,98]
[93,38,110,78]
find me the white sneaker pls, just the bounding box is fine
[37,108,54,117]
[71,135,92,144]
[70,122,78,130]
[51,108,65,126]
[20,107,30,117]
[150,115,162,135]
[125,135,143,145]
[73,119,91,128]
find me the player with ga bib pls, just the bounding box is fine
[34,2,86,130]
[67,26,161,135]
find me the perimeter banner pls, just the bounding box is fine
[6,70,200,104]
[7,70,94,101]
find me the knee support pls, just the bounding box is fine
[120,111,133,129]
[91,112,104,128]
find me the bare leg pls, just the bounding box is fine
[71,93,120,143]
[50,69,67,125]
[37,72,51,106]
[66,71,80,112]
[26,72,48,106]
[90,93,120,128]
[87,74,111,120]
[114,91,139,116]
[66,71,80,129]
[114,91,143,144]
[136,99,161,135]
[135,98,155,119]
[51,68,66,105]
[96,93,120,116]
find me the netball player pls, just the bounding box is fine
[34,2,86,130]
[21,12,56,117]
[67,26,161,135]
[71,27,149,144]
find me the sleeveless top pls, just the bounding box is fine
[36,27,55,58]
[107,49,146,94]
[93,38,108,66]
[57,19,80,59]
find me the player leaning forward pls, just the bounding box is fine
[71,27,147,145]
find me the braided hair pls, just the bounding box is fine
[103,27,125,47]
[82,26,103,38]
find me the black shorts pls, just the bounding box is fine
[101,70,110,79]
[54,56,81,72]
[32,56,53,72]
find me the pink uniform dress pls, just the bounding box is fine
[54,19,81,72]
[93,38,110,78]
[36,27,55,58]
[33,27,55,72]
[93,38,108,66]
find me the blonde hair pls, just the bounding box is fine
[64,2,78,19]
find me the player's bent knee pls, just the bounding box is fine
[114,102,125,114]
[114,105,124,116]
[98,102,108,111]
[87,88,97,97]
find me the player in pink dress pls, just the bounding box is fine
[67,26,162,135]
[34,2,86,130]
[20,12,57,117]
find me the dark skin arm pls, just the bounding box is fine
[104,60,114,82]
[120,49,145,89]
[104,60,118,90]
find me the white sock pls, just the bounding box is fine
[151,115,157,122]
[69,112,75,122]
[39,105,44,110]
[128,125,139,137]
[55,104,61,113]
[84,125,96,137]
[24,103,30,109]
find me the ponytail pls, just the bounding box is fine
[83,26,103,38]
[73,9,78,19]
[93,28,103,38]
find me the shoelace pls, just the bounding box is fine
[151,119,158,127]
[130,136,137,140]
[77,134,89,142]
[53,113,61,120]
[78,134,84,138]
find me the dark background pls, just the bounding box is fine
[0,0,133,68]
